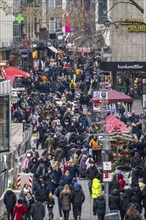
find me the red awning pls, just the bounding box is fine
[106,114,129,133]
[92,89,133,103]
[4,66,30,84]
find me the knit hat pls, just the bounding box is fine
[49,192,52,197]
[74,182,79,189]
[7,183,12,190]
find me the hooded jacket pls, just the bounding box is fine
[94,195,105,215]
[109,191,120,210]
[72,187,85,206]
[91,178,102,199]
[3,190,17,209]
[31,201,45,220]
[12,204,27,220]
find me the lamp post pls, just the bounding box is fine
[99,73,111,215]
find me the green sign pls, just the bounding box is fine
[15,14,24,24]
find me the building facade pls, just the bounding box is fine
[100,0,146,96]
[0,0,13,60]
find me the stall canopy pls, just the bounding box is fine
[92,89,133,103]
[106,114,129,133]
[4,66,30,84]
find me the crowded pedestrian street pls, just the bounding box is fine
[1,1,146,220]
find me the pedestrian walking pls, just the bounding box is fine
[46,192,55,220]
[125,203,142,220]
[12,199,27,220]
[30,197,45,220]
[71,182,85,220]
[94,194,105,220]
[55,180,64,220]
[3,184,17,220]
[60,184,72,220]
[23,192,34,220]
[91,176,102,215]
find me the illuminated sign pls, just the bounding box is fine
[120,18,146,33]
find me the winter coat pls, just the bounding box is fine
[109,179,120,193]
[12,204,27,220]
[46,197,55,209]
[23,196,34,211]
[35,186,49,202]
[31,201,45,220]
[66,165,78,179]
[3,190,17,210]
[94,195,105,215]
[86,166,99,180]
[91,178,102,199]
[79,157,86,170]
[72,187,85,206]
[120,193,130,212]
[61,174,72,185]
[55,180,64,202]
[132,169,140,186]
[109,191,120,210]
[52,168,62,185]
[60,192,72,211]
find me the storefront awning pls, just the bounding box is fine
[48,46,58,54]
[4,66,30,84]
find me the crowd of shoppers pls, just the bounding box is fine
[3,52,146,220]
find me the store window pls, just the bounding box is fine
[0,96,10,152]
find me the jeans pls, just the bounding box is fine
[92,150,101,163]
[98,214,105,220]
[63,210,70,220]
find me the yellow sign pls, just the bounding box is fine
[121,18,144,25]
[121,18,146,33]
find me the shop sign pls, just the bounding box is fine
[120,18,146,33]
[100,62,146,71]
[103,162,112,171]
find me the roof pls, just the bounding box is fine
[92,89,133,103]
[106,114,129,133]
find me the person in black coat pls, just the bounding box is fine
[94,195,105,220]
[86,162,99,194]
[55,180,64,219]
[71,182,85,220]
[127,196,142,214]
[31,197,45,220]
[3,188,17,220]
[109,174,120,193]
[120,190,131,220]
[109,189,120,211]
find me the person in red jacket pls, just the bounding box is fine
[12,199,27,220]
[117,173,126,188]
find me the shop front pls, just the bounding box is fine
[100,62,146,98]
